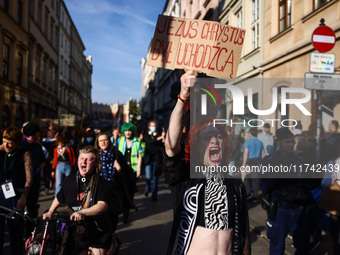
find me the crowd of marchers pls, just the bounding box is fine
[0,71,339,255]
[0,119,165,254]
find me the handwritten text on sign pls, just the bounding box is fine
[147,15,246,79]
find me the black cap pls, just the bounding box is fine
[263,123,270,128]
[276,127,294,140]
[23,122,40,137]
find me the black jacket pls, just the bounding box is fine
[260,150,320,208]
[163,151,251,255]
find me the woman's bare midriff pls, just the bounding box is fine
[187,226,234,255]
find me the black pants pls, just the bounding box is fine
[26,180,41,237]
[330,214,340,254]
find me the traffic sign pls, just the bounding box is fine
[310,52,335,73]
[312,25,336,52]
[304,73,340,91]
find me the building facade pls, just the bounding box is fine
[141,0,180,130]
[181,0,219,20]
[0,0,92,129]
[59,0,72,116]
[69,24,84,118]
[29,0,59,121]
[59,0,92,126]
[218,0,264,135]
[141,0,182,130]
[143,0,339,136]
[261,0,340,132]
[0,0,30,128]
[82,55,93,122]
[92,100,136,130]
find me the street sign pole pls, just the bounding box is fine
[316,90,322,164]
[312,18,336,164]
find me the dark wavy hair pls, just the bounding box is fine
[185,118,231,165]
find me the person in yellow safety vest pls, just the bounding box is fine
[117,122,143,223]
[118,123,143,177]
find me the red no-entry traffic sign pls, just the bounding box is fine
[312,25,336,52]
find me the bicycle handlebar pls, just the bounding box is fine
[0,204,28,219]
[0,204,71,224]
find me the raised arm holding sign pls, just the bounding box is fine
[147,15,246,79]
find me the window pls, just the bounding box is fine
[44,11,48,35]
[34,104,39,117]
[62,87,65,104]
[35,50,41,80]
[17,1,23,25]
[53,66,57,88]
[2,106,10,128]
[17,53,23,86]
[56,0,59,16]
[251,0,259,50]
[60,56,63,76]
[43,58,48,84]
[314,0,331,9]
[190,1,193,19]
[41,57,45,84]
[64,60,67,78]
[3,43,10,80]
[30,0,34,19]
[50,19,54,43]
[244,93,258,120]
[3,0,9,12]
[276,86,289,129]
[55,27,59,48]
[236,8,242,28]
[279,0,291,32]
[48,63,52,88]
[15,107,24,128]
[38,2,42,27]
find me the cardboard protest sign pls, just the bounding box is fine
[147,15,246,79]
